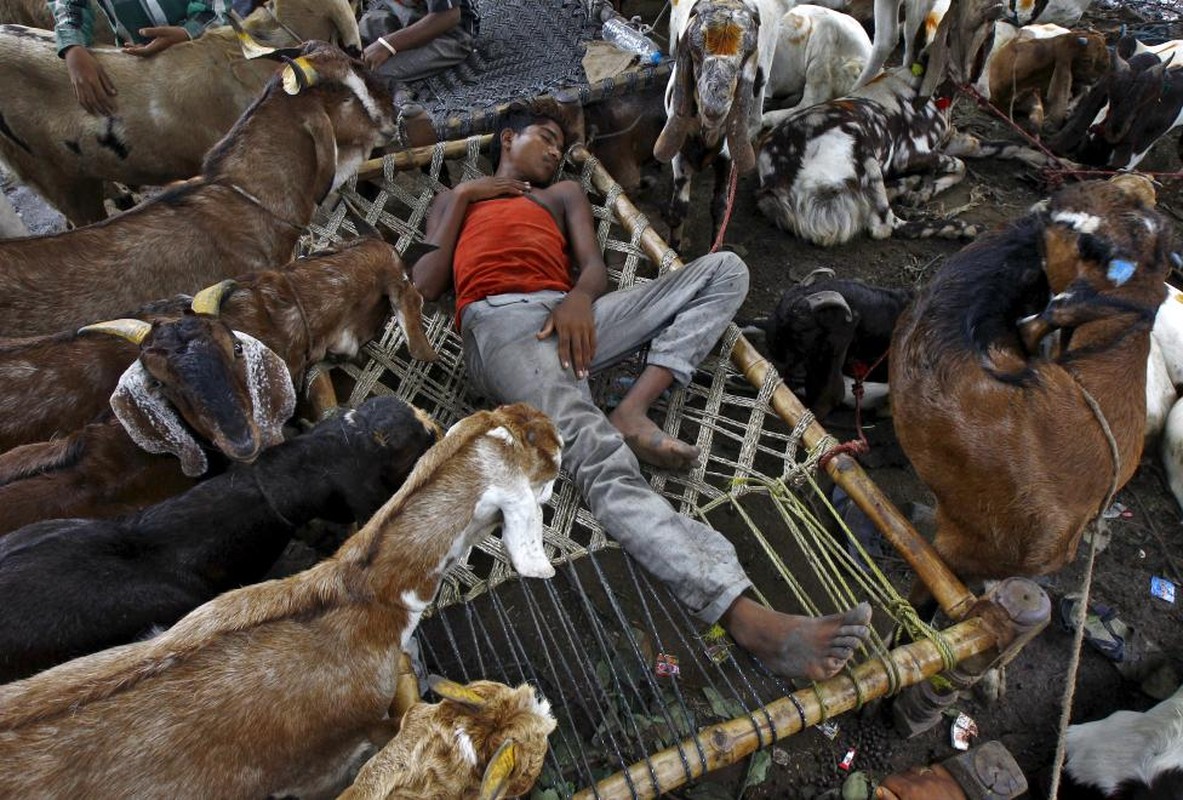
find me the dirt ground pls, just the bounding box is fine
[611,2,1183,797]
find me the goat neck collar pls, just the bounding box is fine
[220,180,307,233]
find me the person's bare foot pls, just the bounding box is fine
[721,597,873,681]
[609,408,701,471]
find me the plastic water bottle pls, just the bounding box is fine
[600,15,663,65]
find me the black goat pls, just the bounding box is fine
[758,270,914,419]
[0,395,439,683]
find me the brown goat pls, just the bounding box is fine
[986,27,1108,131]
[340,677,556,800]
[0,237,432,454]
[0,40,395,338]
[0,403,560,799]
[0,0,358,225]
[0,240,436,532]
[890,175,1171,583]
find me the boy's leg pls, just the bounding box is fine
[462,293,873,680]
[590,250,744,470]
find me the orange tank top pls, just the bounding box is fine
[453,196,572,326]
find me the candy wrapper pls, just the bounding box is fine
[838,747,857,771]
[655,652,680,678]
[950,712,978,750]
[1150,576,1176,604]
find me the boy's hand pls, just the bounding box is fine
[65,46,117,115]
[456,176,532,203]
[123,26,188,56]
[538,291,596,378]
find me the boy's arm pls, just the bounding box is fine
[413,176,531,301]
[537,181,607,378]
[363,4,461,71]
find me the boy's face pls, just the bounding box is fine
[504,119,565,185]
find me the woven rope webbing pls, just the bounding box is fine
[304,139,957,797]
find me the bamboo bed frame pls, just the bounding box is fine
[303,136,1051,799]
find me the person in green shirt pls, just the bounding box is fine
[53,0,229,115]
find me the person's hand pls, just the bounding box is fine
[455,176,533,203]
[362,39,393,71]
[64,45,117,116]
[122,26,188,56]
[537,290,596,378]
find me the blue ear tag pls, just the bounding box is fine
[1107,258,1136,286]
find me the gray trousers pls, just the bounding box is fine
[460,251,753,622]
[359,6,474,89]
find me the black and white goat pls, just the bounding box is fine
[1062,686,1183,799]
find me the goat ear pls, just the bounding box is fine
[654,38,698,163]
[723,57,758,174]
[427,675,487,709]
[235,332,296,450]
[302,108,340,204]
[496,478,556,579]
[111,361,209,478]
[477,739,519,800]
[388,276,438,362]
[78,318,153,345]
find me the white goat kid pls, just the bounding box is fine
[761,5,872,128]
[0,403,561,800]
[654,0,794,251]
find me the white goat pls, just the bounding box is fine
[653,0,794,250]
[1007,0,1093,26]
[1146,284,1183,514]
[0,0,359,225]
[761,5,872,128]
[0,403,561,799]
[340,677,557,800]
[853,0,949,89]
[1064,685,1183,797]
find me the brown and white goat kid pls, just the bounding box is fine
[0,41,395,338]
[0,0,359,225]
[340,677,556,800]
[0,403,560,799]
[890,175,1171,583]
[653,0,794,250]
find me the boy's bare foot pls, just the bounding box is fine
[610,408,701,471]
[721,597,873,681]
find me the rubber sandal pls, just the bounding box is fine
[1058,595,1127,662]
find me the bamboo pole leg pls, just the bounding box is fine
[574,617,999,800]
[891,577,1050,737]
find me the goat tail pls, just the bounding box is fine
[757,186,867,247]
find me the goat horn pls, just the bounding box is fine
[78,318,153,344]
[191,280,237,316]
[804,290,854,323]
[799,267,836,287]
[227,10,277,60]
[281,56,318,95]
[427,675,487,709]
[477,739,519,800]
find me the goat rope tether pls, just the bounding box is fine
[299,136,998,799]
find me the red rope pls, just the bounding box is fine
[709,161,740,253]
[818,348,890,471]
